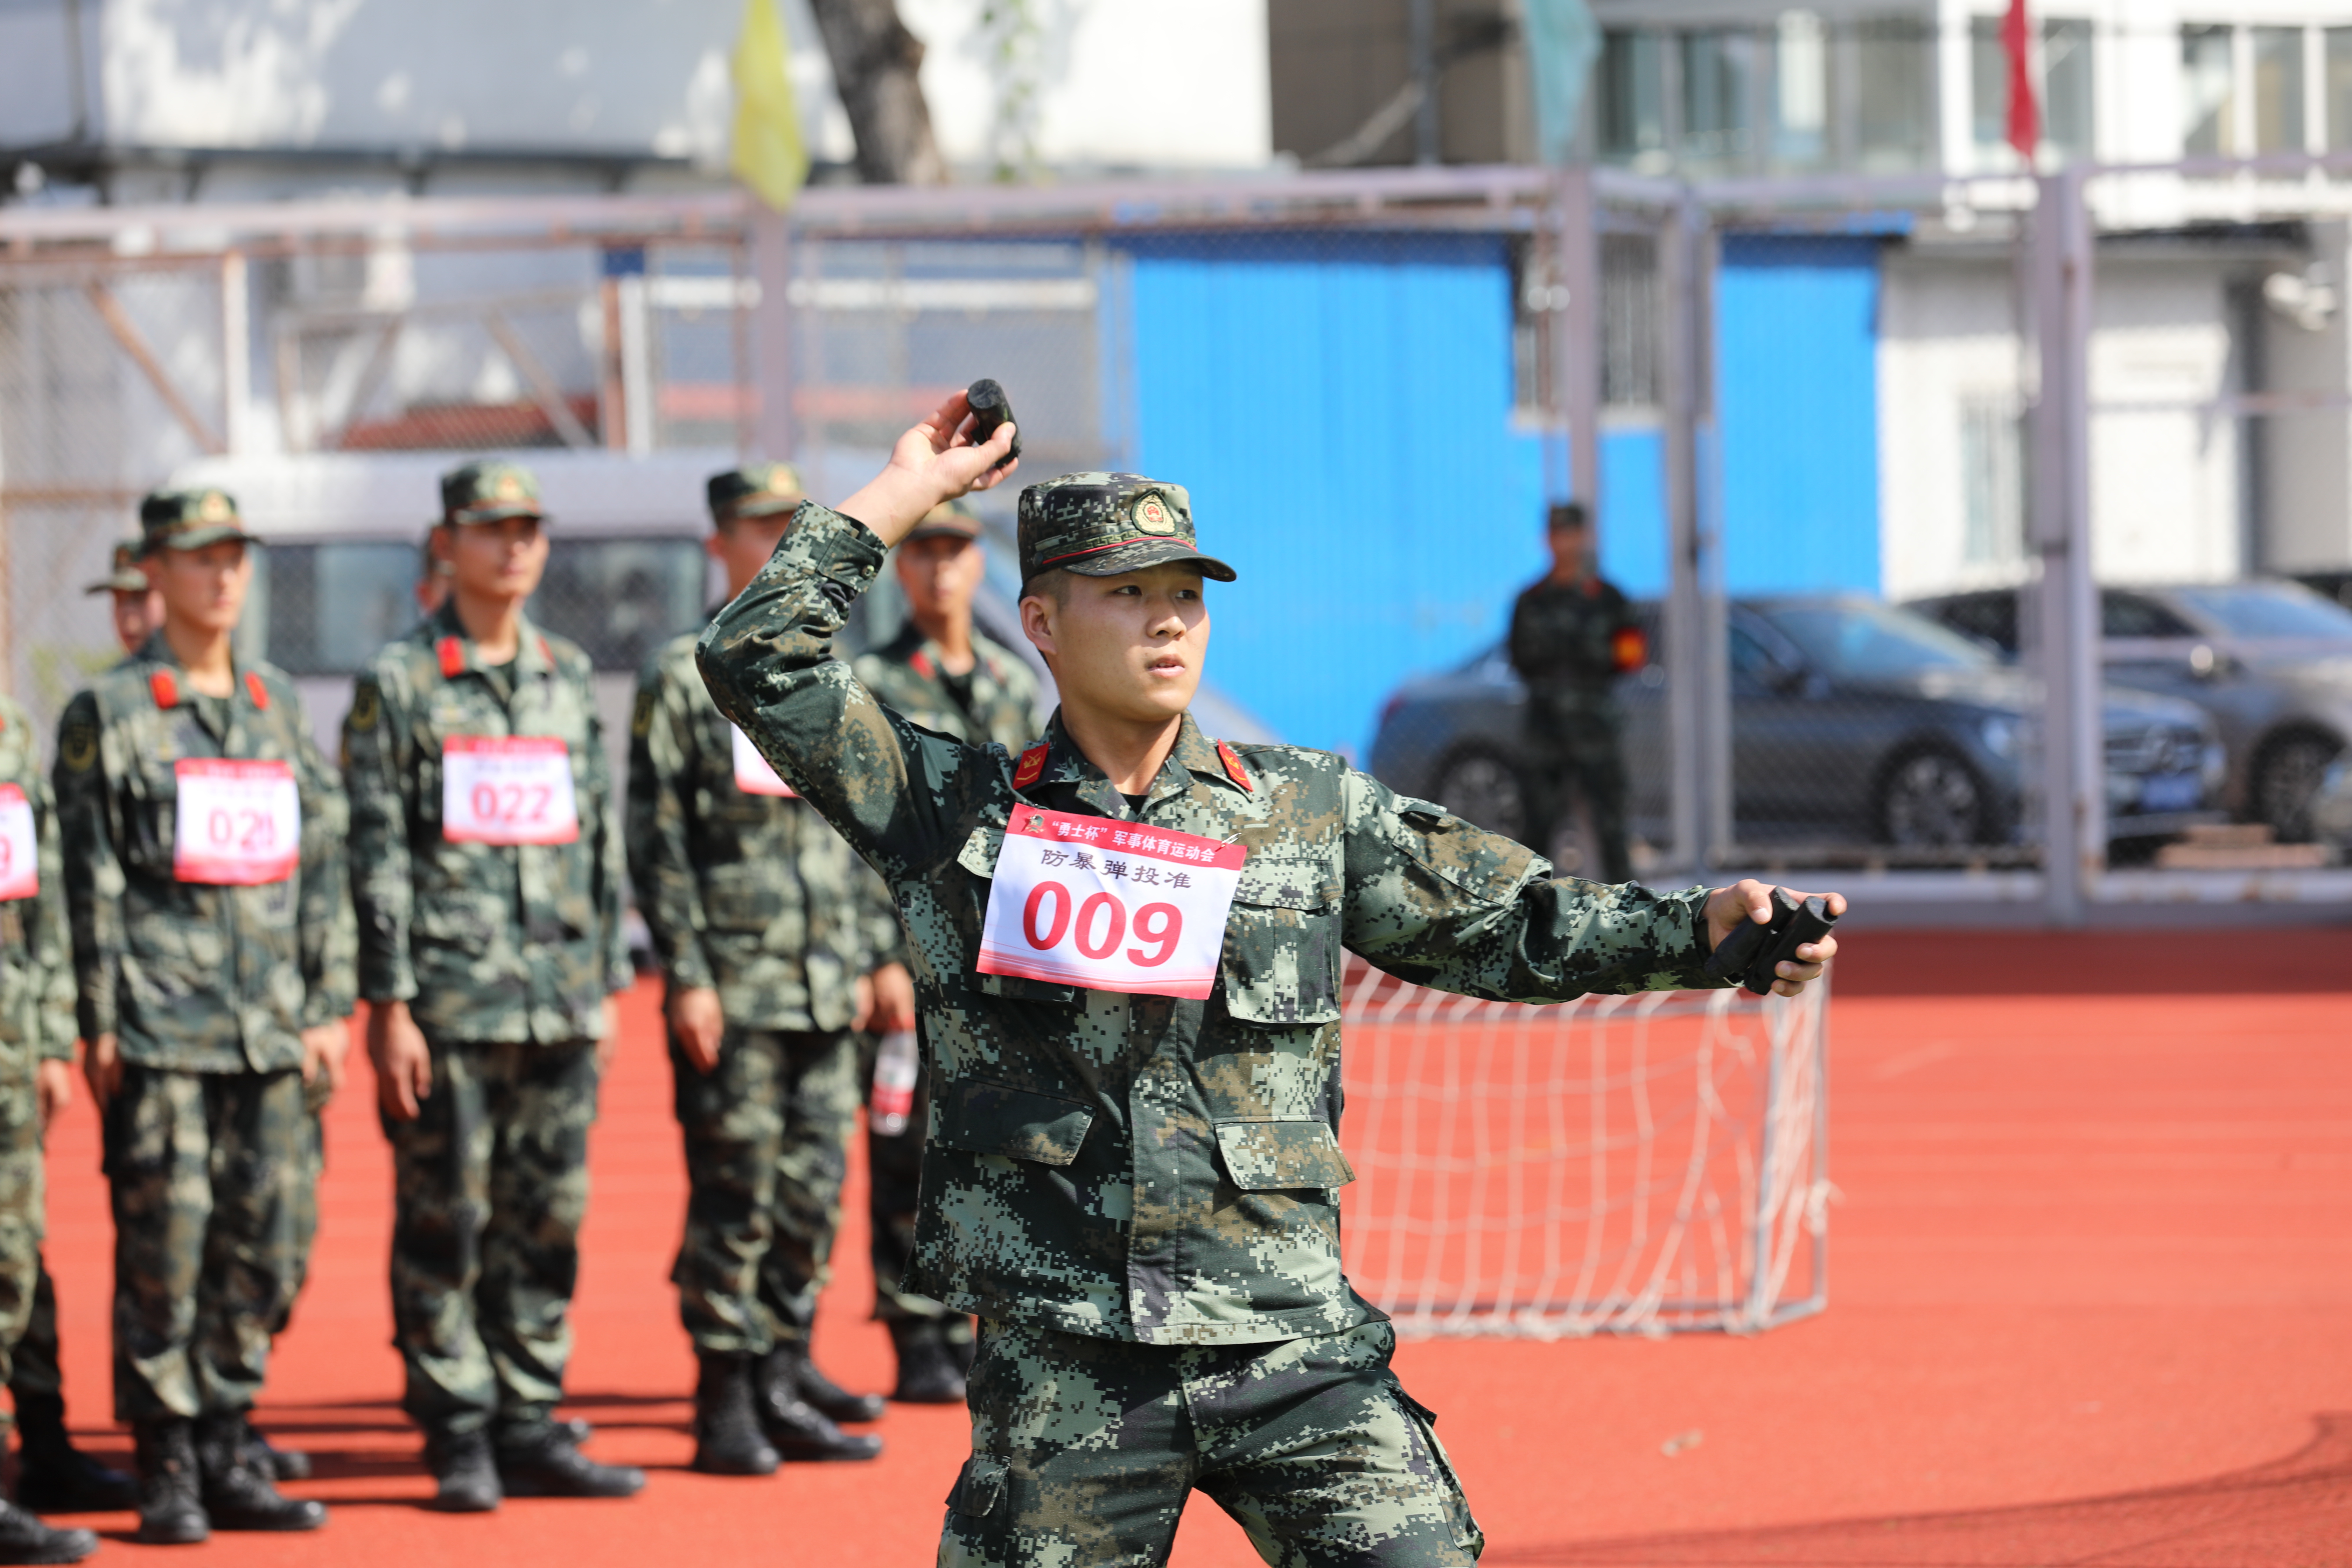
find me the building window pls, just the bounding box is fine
[1960,397,2024,567]
[1600,31,1667,166]
[2329,28,2352,149]
[1773,11,1830,169]
[1681,30,1759,170]
[1855,17,1932,172]
[1600,234,1660,409]
[2182,25,2238,156]
[2252,27,2306,153]
[2043,20,2094,163]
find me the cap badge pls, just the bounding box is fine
[197,491,231,523]
[766,471,795,494]
[1133,495,1176,536]
[494,473,525,502]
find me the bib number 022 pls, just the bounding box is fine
[442,736,581,845]
[978,807,1245,999]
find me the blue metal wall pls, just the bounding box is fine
[1715,234,1884,596]
[1122,233,1546,756]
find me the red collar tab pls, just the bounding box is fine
[1216,741,1253,793]
[910,650,936,679]
[1012,743,1049,791]
[436,637,465,679]
[149,670,180,710]
[537,636,553,665]
[244,671,270,710]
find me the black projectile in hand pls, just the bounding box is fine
[1703,886,1839,996]
[966,379,1022,470]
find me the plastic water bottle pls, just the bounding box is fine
[870,1028,918,1136]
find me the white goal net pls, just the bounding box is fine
[1337,961,1829,1338]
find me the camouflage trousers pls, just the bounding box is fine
[670,1024,859,1354]
[0,1078,42,1433]
[272,1078,329,1336]
[942,1320,1482,1568]
[9,1258,59,1403]
[1523,703,1631,885]
[104,1065,306,1422]
[386,1037,598,1437]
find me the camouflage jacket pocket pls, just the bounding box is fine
[1220,861,1344,1027]
[702,874,788,935]
[937,1080,1094,1166]
[1213,1118,1356,1190]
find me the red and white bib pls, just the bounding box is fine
[730,725,798,798]
[173,760,300,885]
[0,785,37,901]
[976,808,1246,1000]
[442,736,580,845]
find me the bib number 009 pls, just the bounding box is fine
[0,785,37,901]
[978,807,1245,1000]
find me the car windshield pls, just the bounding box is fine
[1761,601,1996,680]
[2167,582,2352,640]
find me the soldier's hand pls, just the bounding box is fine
[834,389,1019,551]
[869,962,916,1034]
[852,974,876,1034]
[35,1059,71,1132]
[666,987,725,1075]
[1703,879,1845,997]
[301,1022,351,1097]
[84,1033,122,1111]
[368,1000,434,1121]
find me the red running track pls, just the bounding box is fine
[23,928,2352,1564]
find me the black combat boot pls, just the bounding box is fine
[494,1421,644,1499]
[237,1418,310,1482]
[192,1414,325,1532]
[0,1498,95,1565]
[791,1347,884,1425]
[131,1420,208,1546]
[11,1392,137,1514]
[754,1349,883,1462]
[422,1427,500,1513]
[888,1320,967,1406]
[691,1354,780,1476]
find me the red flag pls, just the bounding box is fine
[2003,0,2040,160]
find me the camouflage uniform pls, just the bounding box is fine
[700,474,1728,1566]
[344,597,629,1440]
[627,626,903,1355]
[1506,573,1642,884]
[55,636,354,1424]
[852,620,1041,1330]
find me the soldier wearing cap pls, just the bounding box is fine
[625,461,900,1475]
[851,498,1041,1403]
[54,489,351,1544]
[1506,502,1645,883]
[84,543,163,659]
[342,459,641,1511]
[699,396,1841,1568]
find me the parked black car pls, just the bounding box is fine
[1907,580,2352,840]
[1367,596,2222,861]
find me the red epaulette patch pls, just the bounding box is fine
[1216,740,1253,793]
[436,637,465,679]
[910,651,936,679]
[244,671,270,710]
[1013,743,1049,791]
[149,670,179,709]
[537,637,553,664]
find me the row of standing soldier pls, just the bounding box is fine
[0,456,1031,1557]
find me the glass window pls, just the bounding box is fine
[1763,602,1996,680]
[532,539,708,672]
[1681,30,1759,169]
[1960,395,2024,566]
[2252,27,2306,153]
[2329,28,2352,149]
[2100,592,2199,639]
[2168,582,2352,639]
[2044,20,2095,163]
[1772,11,1829,169]
[1600,31,1668,163]
[260,542,427,676]
[1971,16,2013,162]
[1854,17,1932,172]
[1932,593,2021,657]
[2182,25,2237,157]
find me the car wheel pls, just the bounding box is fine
[2253,731,2344,844]
[1430,749,1530,842]
[1876,747,1991,848]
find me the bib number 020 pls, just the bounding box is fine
[978,807,1245,999]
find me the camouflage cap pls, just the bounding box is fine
[1016,473,1236,588]
[440,459,544,526]
[136,489,258,557]
[707,462,805,524]
[85,540,154,596]
[904,499,982,545]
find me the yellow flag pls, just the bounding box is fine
[730,0,808,210]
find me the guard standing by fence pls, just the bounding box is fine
[344,461,641,1512]
[56,490,350,1544]
[851,499,1041,1402]
[1507,502,1646,883]
[626,462,897,1472]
